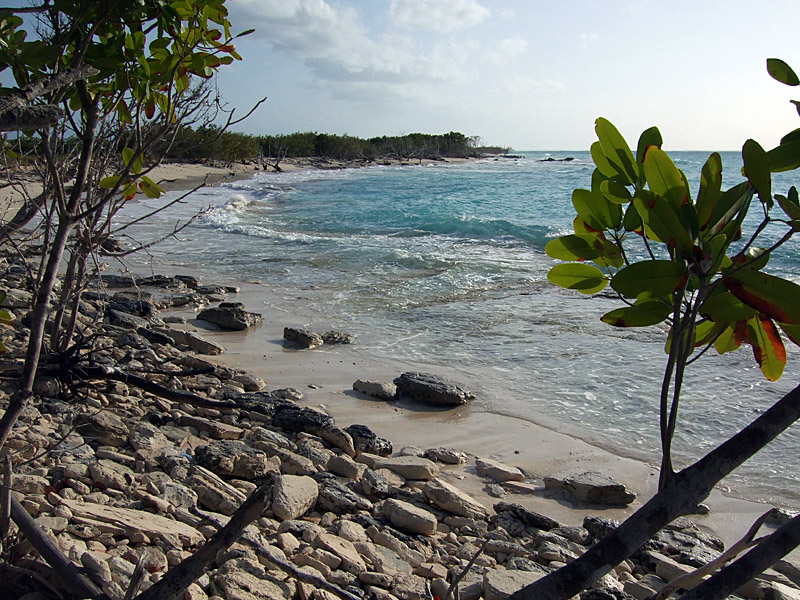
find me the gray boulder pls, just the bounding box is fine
[393,372,474,407]
[194,440,273,479]
[283,327,323,348]
[543,470,636,506]
[353,379,397,400]
[197,302,262,330]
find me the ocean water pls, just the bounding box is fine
[120,151,800,506]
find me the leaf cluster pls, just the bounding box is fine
[546,62,800,381]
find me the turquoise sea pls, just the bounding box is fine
[121,151,800,506]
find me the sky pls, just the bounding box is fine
[219,0,800,151]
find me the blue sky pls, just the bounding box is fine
[221,0,800,151]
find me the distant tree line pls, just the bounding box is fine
[157,126,511,167]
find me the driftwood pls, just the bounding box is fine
[0,455,10,543]
[134,475,275,600]
[10,496,106,600]
[199,511,363,600]
[508,382,800,600]
[680,514,800,600]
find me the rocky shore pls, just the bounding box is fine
[1,271,799,600]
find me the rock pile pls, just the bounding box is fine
[1,275,799,600]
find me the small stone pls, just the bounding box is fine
[543,470,636,506]
[382,498,438,536]
[373,456,439,481]
[475,457,525,483]
[272,475,319,521]
[353,380,397,401]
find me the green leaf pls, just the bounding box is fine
[767,58,800,86]
[572,188,622,231]
[747,314,786,381]
[767,138,800,172]
[636,126,662,167]
[742,139,771,204]
[592,236,624,269]
[0,307,13,325]
[704,182,752,237]
[591,141,625,181]
[601,299,672,327]
[138,175,164,199]
[610,260,688,298]
[724,268,800,325]
[714,323,744,354]
[775,186,800,227]
[623,201,642,232]
[595,117,636,184]
[600,179,632,204]
[632,190,695,255]
[778,322,800,347]
[700,290,758,323]
[545,234,602,261]
[99,176,121,189]
[696,152,722,229]
[547,263,608,295]
[643,145,689,209]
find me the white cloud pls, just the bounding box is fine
[389,0,490,33]
[497,75,567,97]
[485,36,529,66]
[229,0,483,97]
[580,32,599,48]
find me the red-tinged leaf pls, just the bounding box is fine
[714,324,744,354]
[747,314,786,381]
[145,99,155,119]
[724,268,800,325]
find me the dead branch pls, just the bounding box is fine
[10,496,106,600]
[133,476,274,600]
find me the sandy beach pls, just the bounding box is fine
[4,158,796,552]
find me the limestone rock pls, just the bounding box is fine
[214,558,293,600]
[494,501,561,531]
[345,424,393,456]
[483,569,544,600]
[424,447,467,465]
[154,328,225,355]
[382,498,438,536]
[312,532,368,574]
[543,470,636,506]
[283,327,323,349]
[318,425,356,457]
[423,478,489,519]
[316,478,373,513]
[272,474,319,521]
[197,302,262,331]
[374,456,439,481]
[476,457,525,483]
[393,372,474,407]
[322,330,354,344]
[75,411,128,447]
[185,465,248,515]
[195,440,272,480]
[272,406,334,434]
[353,379,397,401]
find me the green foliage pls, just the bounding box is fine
[546,58,800,487]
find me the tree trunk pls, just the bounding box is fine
[507,382,800,600]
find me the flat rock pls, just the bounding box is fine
[317,478,374,513]
[424,447,467,465]
[476,457,525,483]
[214,558,293,600]
[383,498,438,536]
[184,465,248,515]
[494,501,561,531]
[353,379,397,400]
[283,327,323,348]
[197,302,262,330]
[272,474,319,521]
[483,569,544,600]
[154,328,225,355]
[423,477,489,519]
[543,470,636,506]
[75,411,128,447]
[373,456,439,481]
[319,425,356,457]
[179,414,244,440]
[313,532,368,574]
[195,440,273,480]
[59,498,204,547]
[393,372,474,407]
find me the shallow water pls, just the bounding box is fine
[120,152,800,506]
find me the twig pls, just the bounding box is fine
[0,455,10,542]
[445,537,490,600]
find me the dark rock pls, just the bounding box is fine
[108,300,157,318]
[345,424,393,456]
[117,331,151,349]
[272,406,334,434]
[322,331,354,344]
[194,440,272,479]
[105,308,150,330]
[543,470,636,506]
[393,372,474,407]
[505,558,553,574]
[583,516,619,540]
[360,468,391,500]
[493,501,560,531]
[136,275,179,288]
[100,274,135,288]
[136,327,176,347]
[194,284,227,295]
[283,327,323,349]
[231,391,297,417]
[197,303,262,331]
[316,478,373,513]
[174,274,202,288]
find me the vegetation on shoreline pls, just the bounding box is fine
[161,126,512,167]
